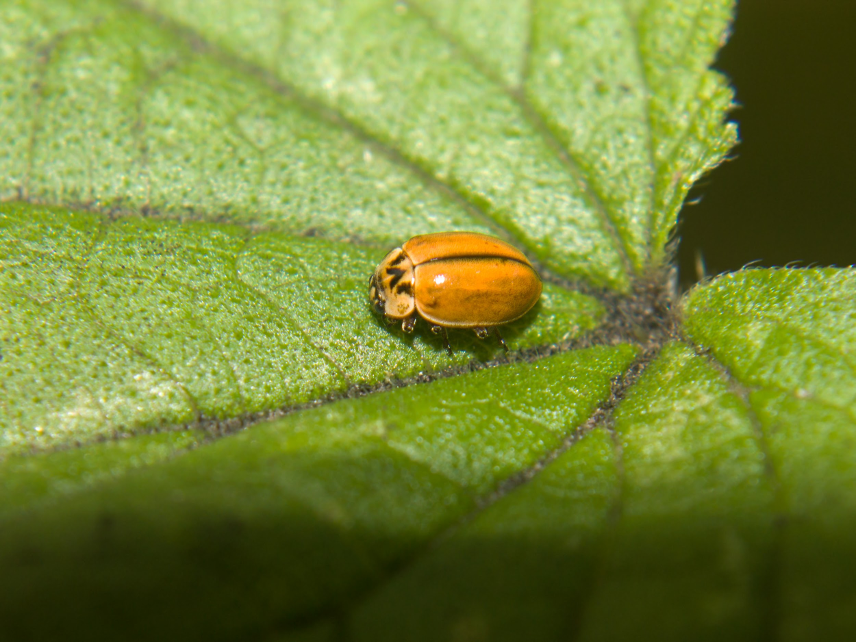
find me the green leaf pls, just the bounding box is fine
[1,0,735,289]
[351,342,775,639]
[684,269,856,639]
[0,203,601,454]
[6,0,853,640]
[349,269,856,639]
[0,345,638,638]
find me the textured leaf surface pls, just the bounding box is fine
[0,203,601,455]
[0,345,638,639]
[1,0,735,289]
[684,269,856,639]
[352,343,775,639]
[350,269,856,639]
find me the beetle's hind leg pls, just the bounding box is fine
[431,325,453,356]
[493,327,509,352]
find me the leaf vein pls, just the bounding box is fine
[683,337,786,640]
[233,236,350,386]
[124,0,633,287]
[73,219,204,418]
[404,0,636,279]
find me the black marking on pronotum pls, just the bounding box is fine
[396,282,413,295]
[386,266,406,288]
[388,251,407,266]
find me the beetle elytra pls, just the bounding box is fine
[368,232,542,354]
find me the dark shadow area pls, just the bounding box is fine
[677,0,856,290]
[367,296,545,363]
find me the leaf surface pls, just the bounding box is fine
[684,269,856,639]
[0,346,638,638]
[0,203,600,454]
[4,0,852,640]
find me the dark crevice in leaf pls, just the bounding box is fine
[564,350,649,641]
[267,345,659,636]
[681,335,785,640]
[483,346,654,509]
[621,0,658,257]
[403,0,636,279]
[1,199,675,461]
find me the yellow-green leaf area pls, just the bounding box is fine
[0,0,488,244]
[0,203,604,456]
[0,344,637,639]
[683,269,856,414]
[2,0,737,290]
[352,343,775,639]
[684,268,856,639]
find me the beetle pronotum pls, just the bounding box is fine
[368,232,542,354]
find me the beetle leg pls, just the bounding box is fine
[473,327,489,340]
[431,325,453,356]
[493,327,509,352]
[401,315,417,333]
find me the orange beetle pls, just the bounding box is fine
[368,232,542,354]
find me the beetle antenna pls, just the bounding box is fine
[493,327,509,352]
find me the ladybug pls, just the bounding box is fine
[368,232,542,354]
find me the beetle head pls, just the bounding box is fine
[369,248,415,320]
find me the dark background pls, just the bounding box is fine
[676,0,856,290]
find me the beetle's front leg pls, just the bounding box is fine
[401,315,417,333]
